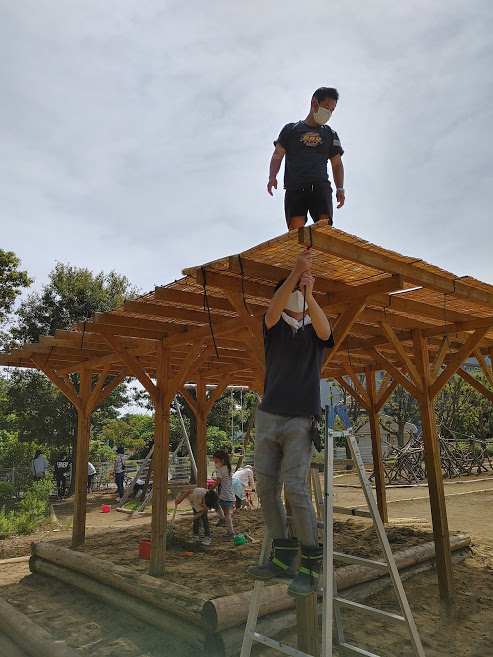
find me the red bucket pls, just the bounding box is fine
[139,539,151,559]
[101,504,111,513]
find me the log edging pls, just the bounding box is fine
[0,595,79,657]
[201,532,471,633]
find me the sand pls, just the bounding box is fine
[1,473,492,657]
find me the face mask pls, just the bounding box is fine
[285,290,307,313]
[312,105,332,125]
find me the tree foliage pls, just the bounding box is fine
[381,384,420,446]
[435,371,493,441]
[0,250,33,322]
[8,262,139,348]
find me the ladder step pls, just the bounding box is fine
[333,552,388,571]
[333,505,372,518]
[247,630,315,657]
[338,642,384,657]
[334,458,355,465]
[334,597,405,624]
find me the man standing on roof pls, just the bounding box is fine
[248,249,334,598]
[267,87,345,231]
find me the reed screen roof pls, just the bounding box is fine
[2,221,493,390]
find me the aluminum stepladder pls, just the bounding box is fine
[240,406,426,657]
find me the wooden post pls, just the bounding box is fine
[196,378,208,488]
[413,329,455,599]
[71,367,92,548]
[149,344,171,576]
[285,500,320,657]
[365,367,388,523]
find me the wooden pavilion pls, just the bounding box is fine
[2,221,493,601]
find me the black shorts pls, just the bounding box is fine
[284,182,333,227]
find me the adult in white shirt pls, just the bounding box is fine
[87,462,97,493]
[32,450,49,480]
[232,465,255,509]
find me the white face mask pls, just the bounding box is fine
[312,105,332,126]
[285,290,307,313]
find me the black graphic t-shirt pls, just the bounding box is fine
[275,121,343,190]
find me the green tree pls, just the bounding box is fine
[8,262,139,347]
[382,384,420,447]
[435,370,493,442]
[0,250,33,322]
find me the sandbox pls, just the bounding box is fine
[24,511,471,657]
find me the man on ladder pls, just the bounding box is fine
[247,249,334,598]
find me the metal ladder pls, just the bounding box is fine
[240,407,426,657]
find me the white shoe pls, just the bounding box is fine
[201,536,211,546]
[115,497,121,502]
[191,535,200,543]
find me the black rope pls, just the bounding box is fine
[346,335,352,368]
[44,346,54,367]
[201,267,220,360]
[443,293,453,361]
[80,321,86,351]
[238,255,255,318]
[302,227,314,330]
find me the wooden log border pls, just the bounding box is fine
[0,596,79,657]
[30,533,471,656]
[202,532,471,633]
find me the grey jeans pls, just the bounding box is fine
[254,409,318,547]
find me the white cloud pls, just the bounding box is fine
[1,0,492,295]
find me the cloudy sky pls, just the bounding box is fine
[2,1,492,298]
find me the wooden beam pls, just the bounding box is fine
[124,299,227,325]
[196,379,208,488]
[196,269,274,299]
[367,348,418,398]
[155,285,267,316]
[324,298,367,366]
[87,364,111,411]
[298,226,493,309]
[413,329,455,600]
[375,377,399,414]
[205,375,230,414]
[101,332,158,403]
[91,368,128,411]
[161,317,245,349]
[341,363,370,408]
[164,343,212,407]
[334,376,369,413]
[321,275,404,307]
[457,367,493,403]
[430,337,449,380]
[149,345,171,576]
[430,327,490,399]
[422,315,493,339]
[179,386,199,416]
[29,356,81,410]
[365,367,388,522]
[378,320,423,392]
[93,311,187,334]
[473,347,493,389]
[72,367,92,548]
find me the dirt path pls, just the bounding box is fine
[1,476,492,657]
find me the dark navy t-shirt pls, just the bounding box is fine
[259,316,334,420]
[275,121,344,190]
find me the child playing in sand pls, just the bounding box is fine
[174,486,218,546]
[209,450,236,539]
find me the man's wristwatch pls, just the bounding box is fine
[336,187,345,195]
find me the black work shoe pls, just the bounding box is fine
[287,544,323,598]
[248,538,299,580]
